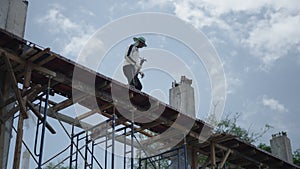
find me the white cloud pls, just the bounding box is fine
[261,95,288,113]
[38,8,79,34]
[226,75,242,94]
[142,0,300,70]
[37,5,96,58]
[244,12,300,70]
[173,1,230,29]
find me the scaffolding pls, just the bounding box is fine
[1,28,300,169]
[139,145,188,169]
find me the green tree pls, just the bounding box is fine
[44,162,73,169]
[216,112,272,143]
[257,143,271,153]
[293,148,300,166]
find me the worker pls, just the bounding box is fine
[123,36,147,90]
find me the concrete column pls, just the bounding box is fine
[0,0,28,37]
[21,150,30,169]
[0,72,14,169]
[0,0,28,168]
[169,76,195,118]
[169,76,196,168]
[270,132,293,163]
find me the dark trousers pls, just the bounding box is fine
[123,65,142,90]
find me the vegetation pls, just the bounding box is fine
[257,143,272,153]
[44,162,74,169]
[215,113,300,167]
[215,112,273,143]
[293,148,300,166]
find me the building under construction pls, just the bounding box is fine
[1,1,300,169]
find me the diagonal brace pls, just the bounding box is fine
[2,53,28,118]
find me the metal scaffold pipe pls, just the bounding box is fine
[37,77,51,169]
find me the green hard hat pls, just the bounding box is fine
[133,36,147,47]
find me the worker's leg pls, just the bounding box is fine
[123,65,135,86]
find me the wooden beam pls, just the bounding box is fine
[27,101,56,134]
[34,105,89,129]
[210,142,216,169]
[202,155,211,168]
[218,149,231,169]
[1,82,57,122]
[0,49,56,77]
[51,94,88,111]
[76,103,113,121]
[28,48,50,62]
[12,110,24,169]
[37,54,56,66]
[2,53,28,119]
[0,84,41,109]
[12,63,32,169]
[192,148,197,169]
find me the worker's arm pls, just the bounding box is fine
[136,57,147,78]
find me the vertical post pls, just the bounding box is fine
[184,143,188,169]
[0,73,14,169]
[123,127,126,169]
[191,148,197,169]
[131,121,134,169]
[111,112,115,169]
[210,142,216,169]
[138,158,141,169]
[104,122,108,169]
[84,133,88,169]
[69,125,74,169]
[91,141,94,168]
[75,135,79,169]
[12,65,31,169]
[13,112,24,169]
[37,78,51,169]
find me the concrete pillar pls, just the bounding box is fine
[0,0,28,168]
[0,0,28,37]
[169,76,195,118]
[270,132,293,163]
[169,76,196,169]
[0,73,15,169]
[21,150,30,169]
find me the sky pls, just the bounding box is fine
[8,0,300,168]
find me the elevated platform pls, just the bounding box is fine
[0,28,299,169]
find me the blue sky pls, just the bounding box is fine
[9,0,300,168]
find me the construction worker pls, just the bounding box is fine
[123,36,147,90]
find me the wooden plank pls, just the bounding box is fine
[27,101,56,134]
[28,47,50,62]
[0,49,56,77]
[211,142,216,169]
[12,110,24,169]
[51,94,89,111]
[0,84,41,109]
[2,82,55,122]
[37,54,56,66]
[76,103,113,121]
[219,149,231,168]
[12,63,32,169]
[2,53,28,119]
[76,109,99,121]
[42,106,90,129]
